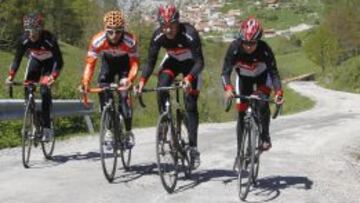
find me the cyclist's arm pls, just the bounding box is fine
[82,40,99,86]
[140,31,161,85]
[9,36,26,79]
[50,35,64,79]
[221,41,238,91]
[185,29,204,82]
[127,39,139,83]
[264,43,282,95]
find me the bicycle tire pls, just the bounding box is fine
[251,120,261,183]
[99,106,118,183]
[21,101,34,168]
[177,111,191,178]
[41,102,55,159]
[238,125,254,200]
[156,113,178,193]
[119,115,132,171]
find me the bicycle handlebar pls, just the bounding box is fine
[225,94,282,119]
[5,81,40,98]
[79,83,130,108]
[135,82,185,108]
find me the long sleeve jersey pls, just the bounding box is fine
[140,22,204,83]
[9,30,63,79]
[221,39,282,92]
[82,31,139,85]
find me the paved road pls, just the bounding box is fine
[1,81,359,203]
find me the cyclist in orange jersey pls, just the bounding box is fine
[81,10,139,148]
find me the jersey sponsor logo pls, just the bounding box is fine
[167,48,192,61]
[30,48,53,60]
[235,60,267,77]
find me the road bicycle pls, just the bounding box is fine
[138,81,192,193]
[225,93,281,200]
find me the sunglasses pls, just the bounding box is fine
[242,40,258,47]
[24,28,41,34]
[106,28,124,36]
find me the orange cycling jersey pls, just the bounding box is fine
[82,31,139,86]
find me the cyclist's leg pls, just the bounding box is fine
[97,58,115,112]
[117,57,132,132]
[39,59,54,129]
[182,78,200,148]
[23,57,41,101]
[157,57,178,113]
[255,72,272,150]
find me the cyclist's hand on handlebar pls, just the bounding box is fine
[79,83,89,94]
[274,90,284,105]
[182,78,191,91]
[136,80,145,94]
[119,78,132,90]
[40,75,55,87]
[224,90,235,100]
[5,76,13,85]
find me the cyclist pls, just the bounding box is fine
[81,10,139,148]
[5,13,63,141]
[137,4,204,168]
[221,17,284,152]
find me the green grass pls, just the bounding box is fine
[318,56,360,93]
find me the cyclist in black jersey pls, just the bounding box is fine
[221,17,284,152]
[5,13,63,141]
[137,4,204,168]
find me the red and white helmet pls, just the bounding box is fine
[239,17,263,41]
[157,4,179,25]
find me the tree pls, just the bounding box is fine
[304,25,340,73]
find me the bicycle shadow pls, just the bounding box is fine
[51,151,101,163]
[111,162,158,184]
[174,169,238,193]
[25,151,101,169]
[246,175,313,202]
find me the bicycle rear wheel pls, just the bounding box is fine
[41,103,56,159]
[99,106,118,183]
[119,115,132,171]
[238,126,254,200]
[156,113,178,193]
[21,102,34,168]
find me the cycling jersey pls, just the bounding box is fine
[82,31,139,86]
[221,39,282,93]
[140,22,204,83]
[9,30,63,79]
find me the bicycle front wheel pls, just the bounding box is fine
[99,106,118,183]
[156,113,178,193]
[119,115,132,171]
[251,121,261,183]
[21,102,34,168]
[238,126,254,200]
[41,103,55,159]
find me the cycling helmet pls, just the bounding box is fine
[23,13,44,30]
[158,4,179,25]
[239,17,263,41]
[103,10,125,28]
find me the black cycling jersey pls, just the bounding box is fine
[10,30,63,78]
[221,39,282,92]
[141,22,204,82]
